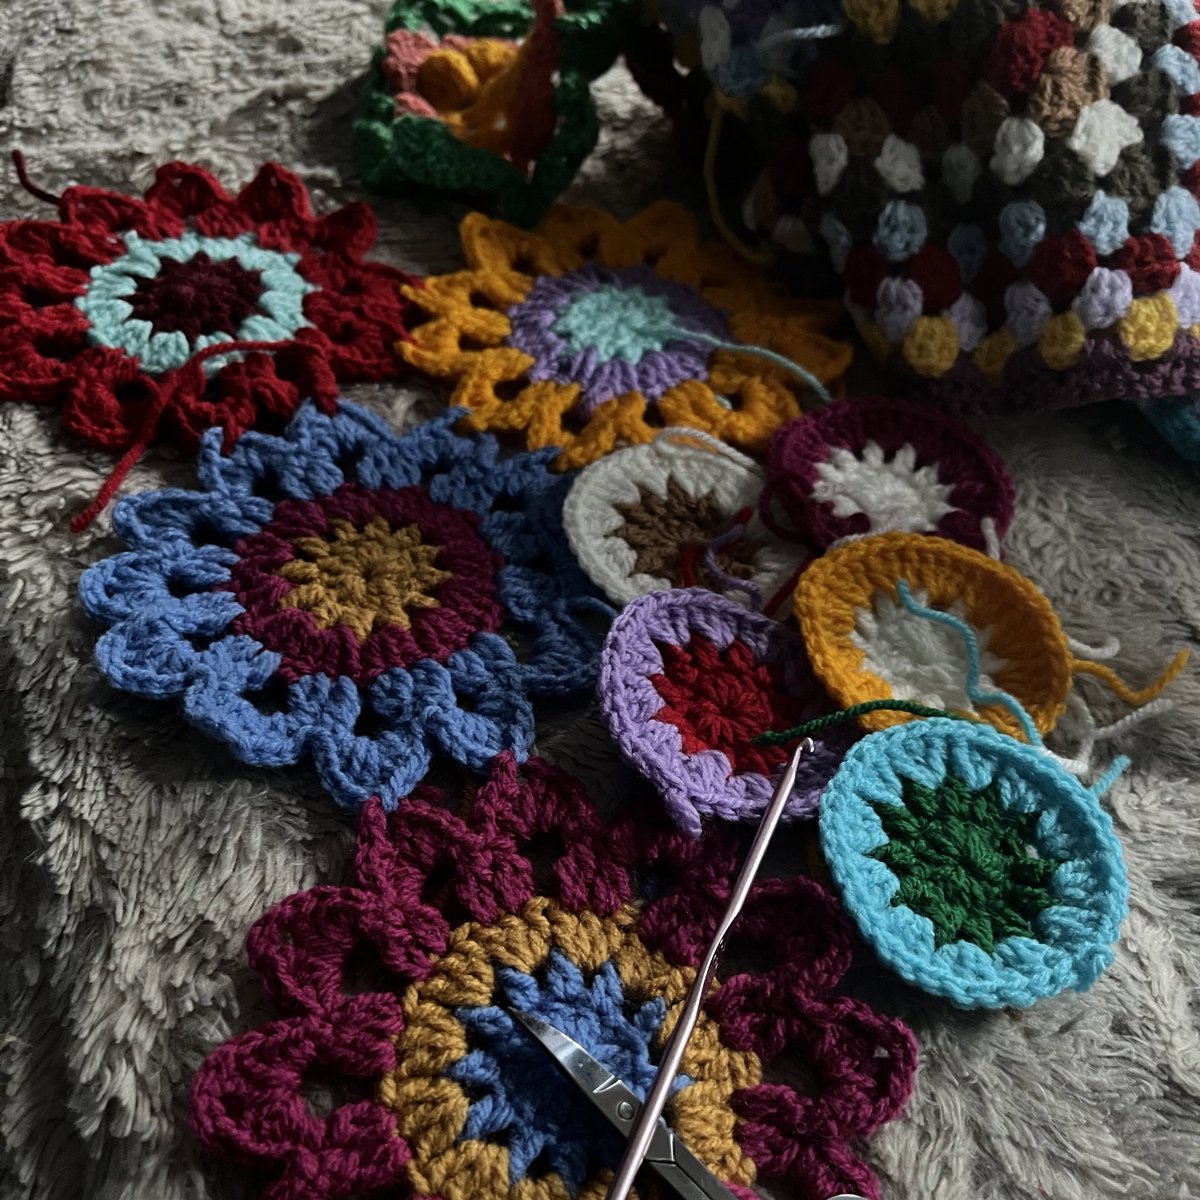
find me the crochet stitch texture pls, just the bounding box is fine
[796,530,1187,737]
[399,201,852,468]
[190,753,917,1200]
[0,161,417,521]
[78,402,606,810]
[820,718,1128,1008]
[355,0,635,225]
[599,588,855,833]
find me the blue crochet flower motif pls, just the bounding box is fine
[449,950,688,1191]
[79,402,608,809]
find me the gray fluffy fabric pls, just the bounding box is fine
[1,2,1199,1198]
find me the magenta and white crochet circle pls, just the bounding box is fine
[563,434,807,611]
[763,397,1016,553]
[598,587,852,836]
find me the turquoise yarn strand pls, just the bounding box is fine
[895,580,1043,745]
[693,333,832,402]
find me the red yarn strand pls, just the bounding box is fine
[70,340,298,532]
[11,150,62,206]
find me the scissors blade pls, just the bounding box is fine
[508,1009,740,1200]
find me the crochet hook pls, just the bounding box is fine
[603,738,816,1200]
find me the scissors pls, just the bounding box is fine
[509,1008,868,1200]
[508,1006,740,1200]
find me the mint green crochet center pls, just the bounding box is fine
[77,230,315,375]
[552,285,689,362]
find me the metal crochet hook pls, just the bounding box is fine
[603,738,816,1200]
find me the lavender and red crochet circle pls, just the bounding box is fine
[78,402,606,810]
[506,262,730,413]
[598,587,853,835]
[764,396,1015,552]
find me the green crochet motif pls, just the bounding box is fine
[869,774,1063,954]
[354,0,636,226]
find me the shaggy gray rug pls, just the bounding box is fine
[1,2,1199,1198]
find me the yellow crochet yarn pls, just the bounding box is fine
[1118,294,1179,362]
[972,328,1017,383]
[382,898,760,1200]
[399,202,852,469]
[902,314,959,378]
[1038,311,1085,371]
[842,0,900,43]
[796,532,1188,737]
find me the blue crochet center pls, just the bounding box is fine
[553,284,690,362]
[448,950,689,1191]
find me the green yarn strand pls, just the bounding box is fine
[752,700,973,746]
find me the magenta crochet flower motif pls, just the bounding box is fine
[762,396,1016,553]
[190,753,916,1200]
[599,588,855,835]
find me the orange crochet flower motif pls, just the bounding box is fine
[399,202,852,469]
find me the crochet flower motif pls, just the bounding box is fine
[0,161,417,524]
[820,719,1127,1009]
[190,754,917,1200]
[400,202,851,468]
[383,29,518,124]
[78,403,606,810]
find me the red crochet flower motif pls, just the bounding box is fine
[650,634,812,777]
[189,753,917,1200]
[0,160,418,527]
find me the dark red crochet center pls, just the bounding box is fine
[649,634,811,776]
[127,254,264,341]
[226,482,505,685]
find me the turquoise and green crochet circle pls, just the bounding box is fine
[353,0,634,226]
[819,717,1127,1009]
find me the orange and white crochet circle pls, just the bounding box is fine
[795,532,1072,738]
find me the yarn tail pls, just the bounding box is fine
[70,388,172,533]
[69,338,299,532]
[12,150,62,206]
[1071,649,1189,706]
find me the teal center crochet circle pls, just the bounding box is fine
[818,718,1127,1009]
[552,283,690,362]
[76,229,316,374]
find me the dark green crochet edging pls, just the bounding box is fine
[355,0,637,227]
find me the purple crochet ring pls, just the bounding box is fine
[598,588,852,835]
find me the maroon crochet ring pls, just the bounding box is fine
[762,396,1015,553]
[598,587,853,835]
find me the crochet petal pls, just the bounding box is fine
[143,162,232,219]
[179,636,301,767]
[411,642,535,767]
[79,543,237,624]
[94,612,212,698]
[59,184,183,239]
[111,487,271,550]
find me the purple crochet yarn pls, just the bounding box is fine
[505,263,728,414]
[598,587,852,836]
[925,330,1200,415]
